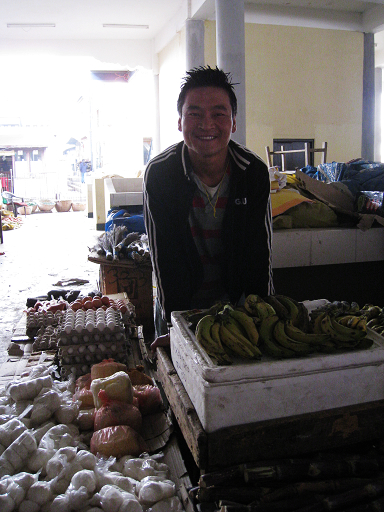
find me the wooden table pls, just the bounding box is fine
[156,347,384,472]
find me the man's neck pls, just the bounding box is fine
[189,151,230,187]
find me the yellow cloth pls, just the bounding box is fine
[271,188,313,217]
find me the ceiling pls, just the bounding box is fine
[2,0,384,41]
[3,0,384,65]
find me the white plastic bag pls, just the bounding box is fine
[135,476,175,507]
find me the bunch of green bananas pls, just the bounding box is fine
[194,305,262,365]
[310,306,373,351]
[193,294,376,364]
[312,311,369,348]
[248,294,372,359]
[360,304,384,335]
[244,294,333,358]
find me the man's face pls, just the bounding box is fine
[178,86,236,160]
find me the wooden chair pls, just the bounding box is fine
[265,142,328,172]
[308,141,327,166]
[265,144,310,172]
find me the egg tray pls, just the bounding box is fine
[26,310,65,337]
[120,303,136,322]
[58,338,129,360]
[59,351,129,379]
[58,327,127,346]
[32,325,60,352]
[58,349,128,367]
[60,308,126,338]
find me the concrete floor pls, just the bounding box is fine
[0,208,101,365]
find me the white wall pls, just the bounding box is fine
[0,39,153,70]
[158,29,186,152]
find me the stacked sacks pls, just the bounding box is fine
[74,359,163,459]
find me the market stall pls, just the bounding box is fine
[269,166,384,306]
[3,285,384,511]
[2,165,384,511]
[154,296,384,511]
[0,292,195,512]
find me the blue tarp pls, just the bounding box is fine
[105,208,146,234]
[301,160,384,197]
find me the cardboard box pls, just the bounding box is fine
[96,259,154,335]
[295,170,384,230]
[295,169,356,214]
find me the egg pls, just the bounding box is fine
[92,297,103,309]
[101,295,110,306]
[96,321,105,332]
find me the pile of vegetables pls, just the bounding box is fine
[1,209,23,231]
[0,359,183,511]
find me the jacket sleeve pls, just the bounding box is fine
[244,159,274,298]
[143,156,197,322]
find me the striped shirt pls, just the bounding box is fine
[189,165,231,309]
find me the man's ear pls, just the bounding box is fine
[178,117,182,132]
[232,117,237,133]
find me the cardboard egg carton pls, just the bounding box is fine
[33,325,60,352]
[58,338,128,360]
[26,310,64,336]
[59,350,129,379]
[58,329,126,346]
[58,308,126,346]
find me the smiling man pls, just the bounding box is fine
[143,66,274,344]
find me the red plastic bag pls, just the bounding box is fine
[94,390,142,432]
[90,425,148,458]
[133,385,162,416]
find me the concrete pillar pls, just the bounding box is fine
[153,73,161,158]
[374,67,382,162]
[215,0,246,146]
[186,19,205,71]
[362,32,375,160]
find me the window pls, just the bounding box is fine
[273,138,314,170]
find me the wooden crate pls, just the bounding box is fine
[89,256,154,335]
[156,347,384,472]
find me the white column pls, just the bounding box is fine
[215,0,246,145]
[153,73,161,157]
[186,19,205,71]
[362,32,375,160]
[374,67,382,162]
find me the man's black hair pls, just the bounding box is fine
[177,66,238,117]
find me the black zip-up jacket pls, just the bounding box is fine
[143,140,274,322]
